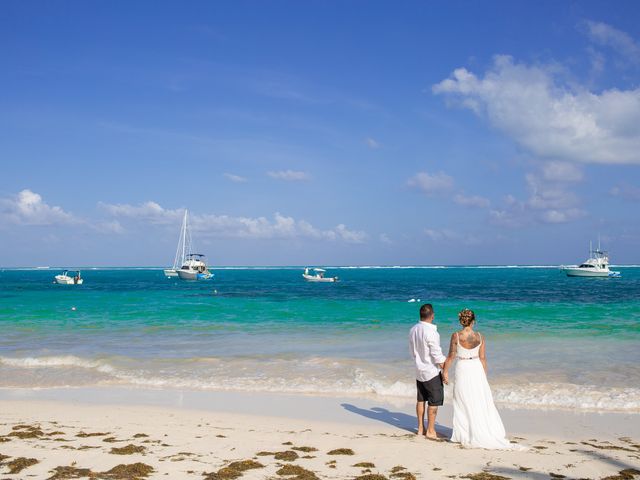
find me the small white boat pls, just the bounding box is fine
[177,253,214,280]
[54,270,83,285]
[303,267,338,282]
[165,210,188,278]
[561,240,621,278]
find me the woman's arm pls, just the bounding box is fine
[442,333,457,384]
[478,333,487,374]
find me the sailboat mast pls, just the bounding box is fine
[181,210,188,266]
[172,210,187,269]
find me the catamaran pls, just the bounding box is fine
[561,240,621,278]
[164,210,214,280]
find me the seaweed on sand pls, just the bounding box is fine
[202,460,264,480]
[462,474,510,480]
[6,457,39,474]
[47,465,96,479]
[601,469,640,480]
[292,446,318,452]
[390,473,416,480]
[327,448,355,455]
[276,464,319,479]
[353,463,376,468]
[8,425,44,439]
[354,475,388,480]
[275,451,299,461]
[76,431,109,438]
[102,462,154,479]
[109,444,146,455]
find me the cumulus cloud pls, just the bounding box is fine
[364,137,381,149]
[101,201,366,243]
[489,175,586,227]
[583,20,640,65]
[453,193,490,208]
[98,201,183,224]
[224,173,248,183]
[407,171,454,194]
[541,161,584,182]
[610,183,640,201]
[379,233,392,244]
[433,55,640,164]
[267,170,310,181]
[0,189,77,226]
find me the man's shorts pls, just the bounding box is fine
[416,373,444,406]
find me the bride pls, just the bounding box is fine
[442,309,513,449]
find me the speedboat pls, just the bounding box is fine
[561,241,621,278]
[302,267,338,282]
[177,253,214,280]
[54,270,83,285]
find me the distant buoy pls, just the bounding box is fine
[71,307,76,311]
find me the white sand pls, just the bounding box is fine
[0,388,639,479]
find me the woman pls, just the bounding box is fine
[442,309,513,449]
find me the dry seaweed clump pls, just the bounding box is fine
[390,472,416,480]
[109,444,146,455]
[327,448,355,455]
[462,474,510,480]
[353,463,376,468]
[76,431,109,438]
[6,457,39,474]
[354,475,389,480]
[203,460,265,480]
[0,453,10,462]
[602,469,640,480]
[276,464,319,479]
[275,450,299,461]
[292,446,318,452]
[47,465,96,479]
[102,462,154,479]
[9,425,44,439]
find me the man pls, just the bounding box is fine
[409,303,446,440]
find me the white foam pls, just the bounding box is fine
[0,356,115,374]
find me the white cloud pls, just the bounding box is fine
[0,189,77,226]
[267,170,310,181]
[101,201,366,243]
[407,171,454,194]
[433,55,640,164]
[93,220,125,234]
[224,173,248,183]
[364,137,381,149]
[453,193,490,208]
[98,201,183,225]
[379,233,392,244]
[610,183,640,201]
[423,228,480,245]
[584,20,640,65]
[541,161,584,182]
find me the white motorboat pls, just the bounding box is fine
[177,253,214,280]
[54,270,83,285]
[302,267,338,282]
[165,210,214,280]
[561,240,621,278]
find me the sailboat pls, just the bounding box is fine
[164,210,214,280]
[164,210,188,278]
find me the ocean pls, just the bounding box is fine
[1,266,639,413]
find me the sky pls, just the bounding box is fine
[1,1,639,266]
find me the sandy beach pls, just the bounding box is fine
[0,388,639,479]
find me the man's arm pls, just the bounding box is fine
[427,331,446,368]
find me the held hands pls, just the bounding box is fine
[442,372,449,385]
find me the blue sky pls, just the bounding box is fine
[1,1,639,266]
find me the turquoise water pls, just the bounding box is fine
[1,266,639,412]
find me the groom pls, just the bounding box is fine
[409,303,446,439]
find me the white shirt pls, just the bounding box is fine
[409,321,446,382]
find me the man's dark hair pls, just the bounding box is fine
[420,303,434,320]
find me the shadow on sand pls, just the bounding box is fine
[341,403,453,437]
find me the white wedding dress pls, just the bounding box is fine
[450,333,513,449]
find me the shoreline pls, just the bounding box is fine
[1,387,639,479]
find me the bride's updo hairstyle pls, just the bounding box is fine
[458,308,475,327]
